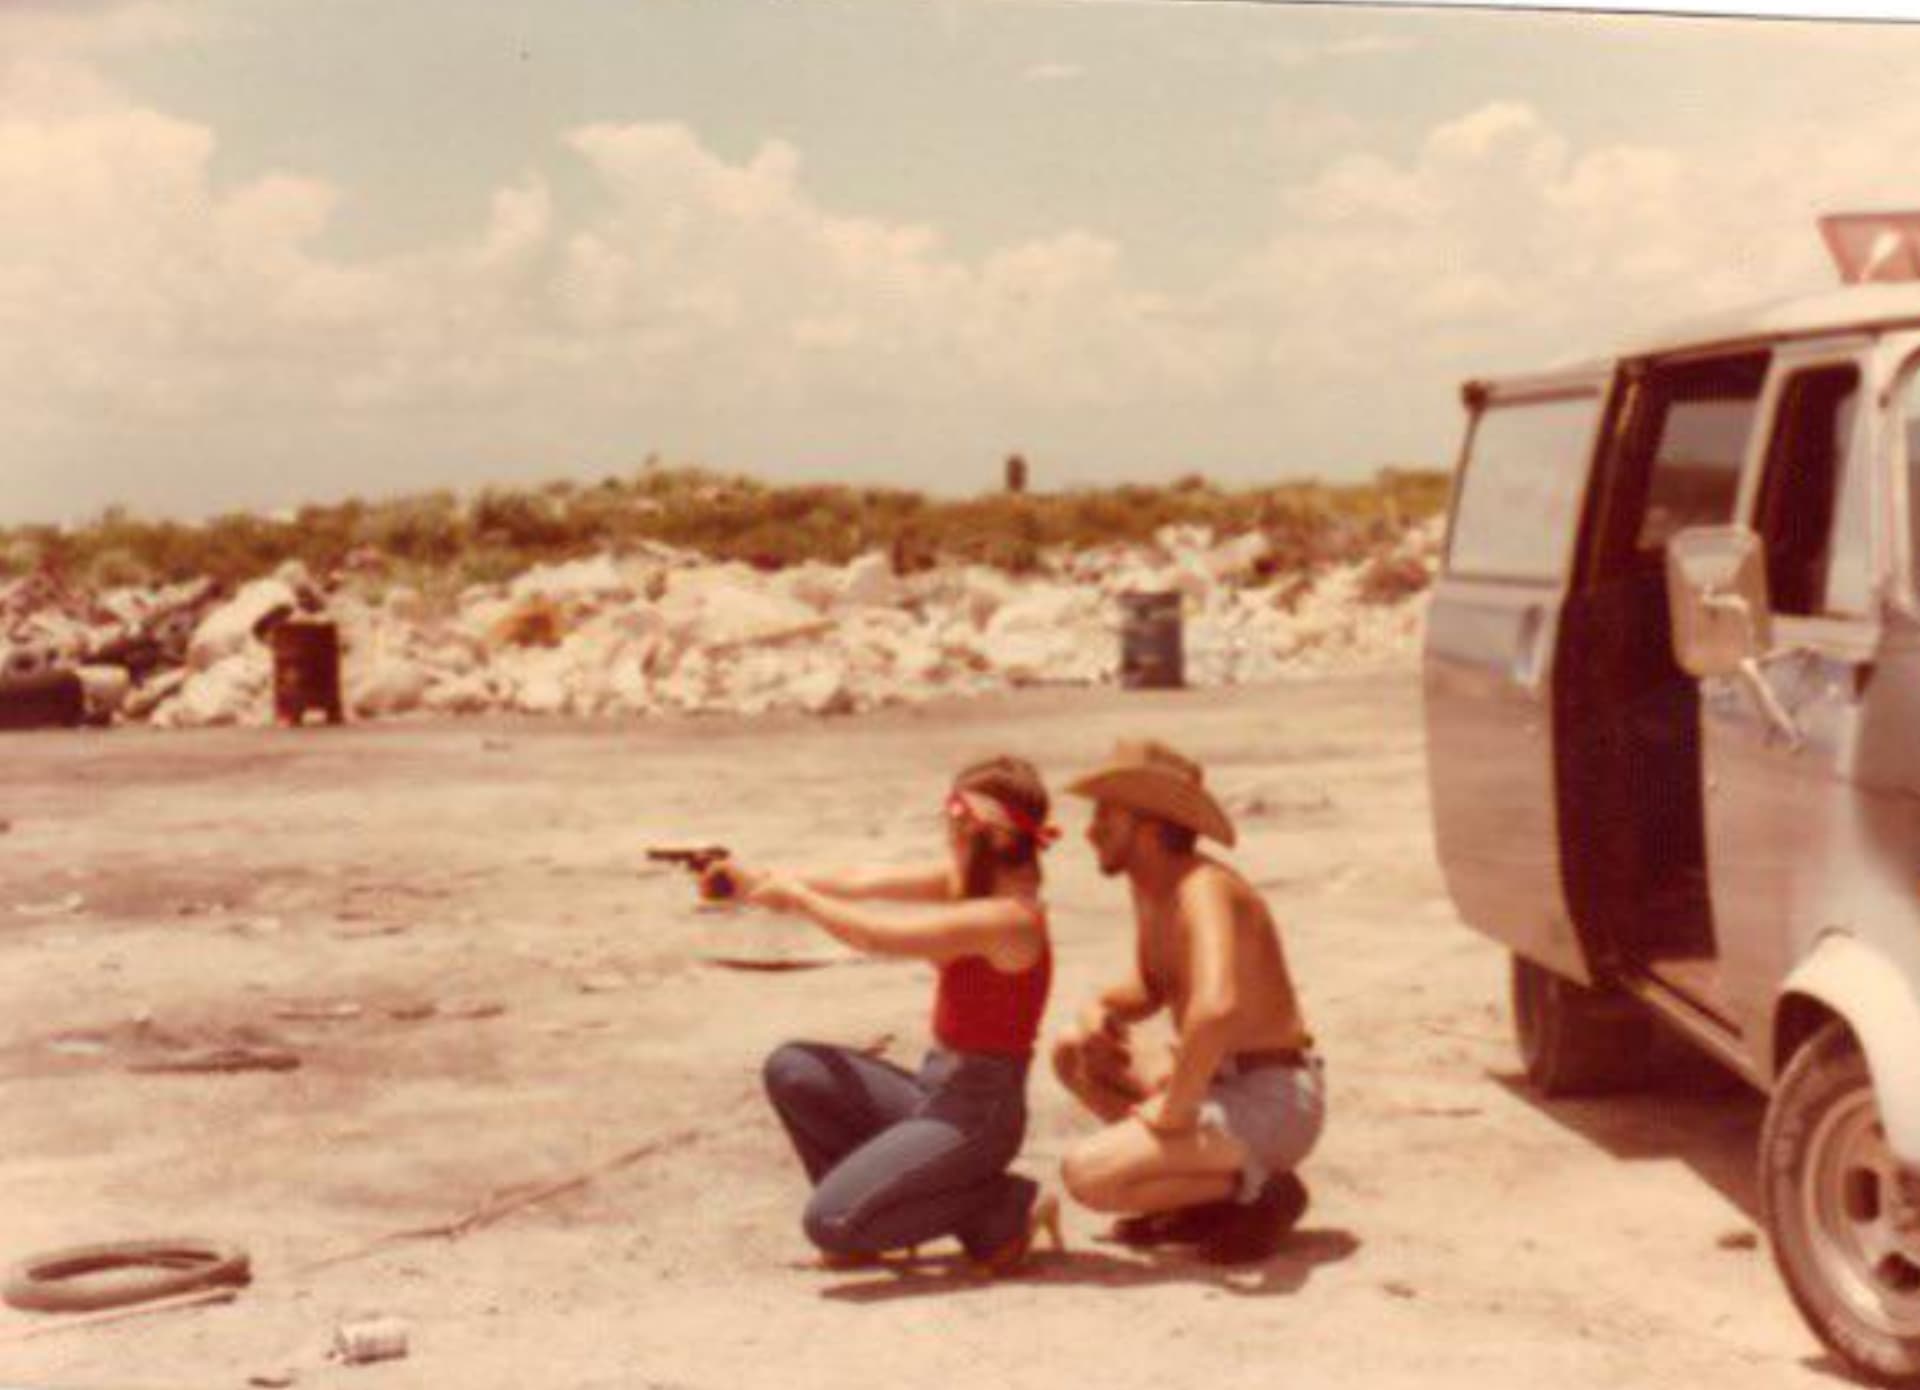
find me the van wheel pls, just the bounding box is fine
[1763,1020,1920,1385]
[1510,954,1651,1096]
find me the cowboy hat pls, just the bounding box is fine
[1064,738,1236,847]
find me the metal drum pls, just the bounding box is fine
[1119,591,1184,690]
[269,619,344,726]
[0,670,85,731]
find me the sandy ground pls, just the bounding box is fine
[0,673,1854,1390]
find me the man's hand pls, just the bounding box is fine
[1081,1000,1127,1042]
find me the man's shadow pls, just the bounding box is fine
[816,1224,1361,1303]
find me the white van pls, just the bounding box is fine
[1425,216,1920,1385]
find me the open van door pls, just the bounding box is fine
[1425,370,1611,983]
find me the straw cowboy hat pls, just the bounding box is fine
[1064,738,1237,847]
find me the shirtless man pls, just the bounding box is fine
[1053,739,1324,1264]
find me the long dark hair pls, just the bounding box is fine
[952,755,1049,899]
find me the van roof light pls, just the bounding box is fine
[1819,212,1920,285]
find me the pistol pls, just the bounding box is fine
[647,845,737,899]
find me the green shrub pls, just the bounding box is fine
[0,463,1449,593]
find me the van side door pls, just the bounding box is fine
[1425,371,1612,984]
[1697,339,1882,1044]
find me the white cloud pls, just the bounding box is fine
[1258,32,1422,70]
[0,0,214,56]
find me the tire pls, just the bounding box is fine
[1510,953,1652,1097]
[3,1238,250,1314]
[1763,1021,1920,1386]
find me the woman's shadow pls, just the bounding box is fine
[816,1223,1361,1302]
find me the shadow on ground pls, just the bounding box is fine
[817,1225,1361,1302]
[1491,1029,1765,1223]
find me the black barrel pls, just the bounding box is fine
[269,620,345,726]
[1119,591,1185,690]
[0,670,86,731]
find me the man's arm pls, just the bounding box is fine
[1135,869,1239,1133]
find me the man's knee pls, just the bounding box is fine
[1060,1138,1124,1213]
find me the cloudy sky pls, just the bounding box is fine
[4,0,1919,523]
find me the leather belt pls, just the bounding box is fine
[1232,1046,1312,1070]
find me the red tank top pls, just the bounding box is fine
[931,908,1052,1058]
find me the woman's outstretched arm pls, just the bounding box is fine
[750,878,1042,972]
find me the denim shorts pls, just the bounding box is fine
[1199,1054,1326,1202]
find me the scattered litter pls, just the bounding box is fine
[0,1286,239,1344]
[3,1237,250,1314]
[386,1001,438,1022]
[1716,1230,1759,1252]
[702,955,847,973]
[273,1001,364,1023]
[15,893,84,919]
[1381,1280,1419,1301]
[333,922,408,940]
[45,1033,111,1058]
[249,1370,299,1388]
[331,1315,410,1366]
[441,999,505,1021]
[298,1127,704,1272]
[0,521,1438,729]
[129,1044,301,1074]
[577,974,626,994]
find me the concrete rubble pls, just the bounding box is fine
[0,521,1440,728]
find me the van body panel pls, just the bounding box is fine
[1425,585,1588,980]
[1698,341,1885,1045]
[1777,933,1920,1165]
[1425,374,1610,983]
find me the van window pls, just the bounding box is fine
[1447,394,1601,583]
[1754,365,1868,618]
[1635,353,1771,553]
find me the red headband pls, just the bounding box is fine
[946,790,1061,850]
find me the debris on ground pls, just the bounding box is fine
[330,1315,410,1366]
[128,1044,301,1074]
[0,521,1441,728]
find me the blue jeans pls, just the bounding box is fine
[762,1041,1036,1262]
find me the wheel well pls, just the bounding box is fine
[1774,994,1847,1077]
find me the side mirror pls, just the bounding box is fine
[1665,525,1802,750]
[1666,525,1772,678]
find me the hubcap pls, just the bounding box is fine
[1801,1091,1920,1338]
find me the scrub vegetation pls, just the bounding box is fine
[0,465,1449,594]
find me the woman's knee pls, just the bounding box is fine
[762,1041,826,1102]
[801,1188,866,1254]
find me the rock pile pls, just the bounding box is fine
[0,521,1439,728]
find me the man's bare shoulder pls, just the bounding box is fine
[1179,858,1280,927]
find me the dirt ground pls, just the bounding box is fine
[0,673,1853,1390]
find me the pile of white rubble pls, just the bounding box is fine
[3,521,1439,728]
